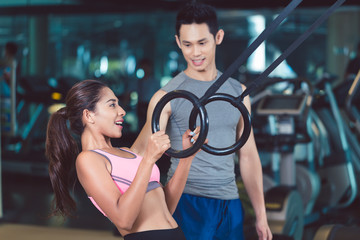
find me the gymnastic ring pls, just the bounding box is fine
[152,90,209,158]
[189,93,251,156]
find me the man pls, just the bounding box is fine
[132,2,272,240]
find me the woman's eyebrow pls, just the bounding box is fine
[106,99,117,103]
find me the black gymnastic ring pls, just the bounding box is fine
[189,93,251,155]
[151,90,209,158]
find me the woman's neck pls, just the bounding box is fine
[81,130,112,151]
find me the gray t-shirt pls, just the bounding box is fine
[162,71,243,199]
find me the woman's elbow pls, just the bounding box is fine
[112,216,135,231]
[165,197,177,216]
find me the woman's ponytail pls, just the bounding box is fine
[45,107,79,217]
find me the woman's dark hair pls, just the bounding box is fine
[45,79,108,217]
[175,1,219,38]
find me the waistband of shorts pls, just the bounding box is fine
[124,227,183,240]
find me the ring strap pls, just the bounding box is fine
[200,0,303,103]
[241,0,346,99]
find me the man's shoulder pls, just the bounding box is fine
[217,71,241,83]
[162,72,187,92]
[216,72,243,92]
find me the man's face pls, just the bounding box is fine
[176,23,223,75]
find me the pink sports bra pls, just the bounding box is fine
[88,148,161,216]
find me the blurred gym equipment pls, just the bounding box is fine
[252,77,358,240]
[1,75,78,176]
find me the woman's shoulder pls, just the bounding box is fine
[76,150,112,176]
[77,150,98,160]
[76,150,108,167]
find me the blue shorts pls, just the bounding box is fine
[173,193,245,240]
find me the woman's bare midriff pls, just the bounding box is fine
[119,187,178,236]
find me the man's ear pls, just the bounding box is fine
[175,35,182,49]
[215,29,224,45]
[83,109,95,124]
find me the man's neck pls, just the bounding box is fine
[184,67,218,82]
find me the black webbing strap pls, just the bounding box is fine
[241,0,346,99]
[199,0,346,103]
[200,0,303,102]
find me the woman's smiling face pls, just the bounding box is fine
[92,87,126,138]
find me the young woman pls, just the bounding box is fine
[45,79,201,240]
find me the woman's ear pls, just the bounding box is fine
[215,29,224,45]
[83,109,95,124]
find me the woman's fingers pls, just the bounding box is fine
[146,130,171,161]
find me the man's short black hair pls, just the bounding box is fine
[175,1,219,38]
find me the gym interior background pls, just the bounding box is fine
[0,0,360,240]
